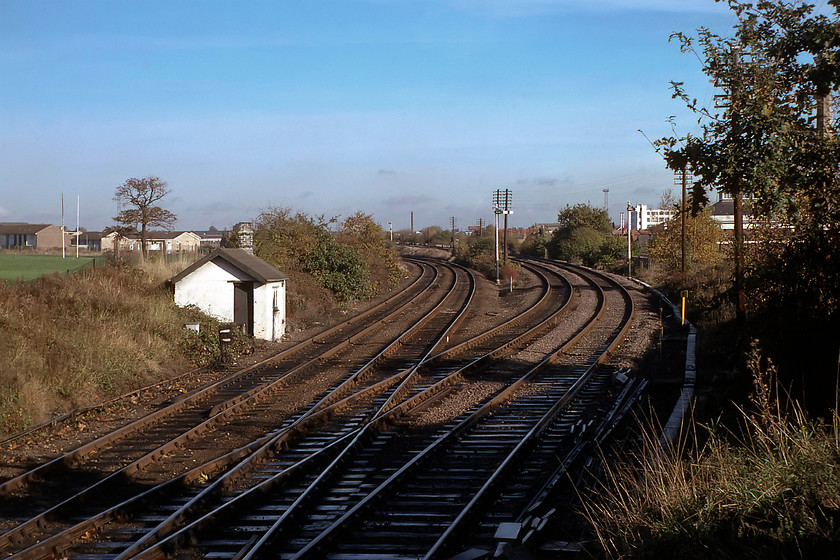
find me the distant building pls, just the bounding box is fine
[0,223,68,251]
[506,227,527,241]
[527,223,562,237]
[193,228,227,252]
[629,205,675,231]
[101,231,202,254]
[72,231,104,251]
[169,248,288,341]
[709,194,755,232]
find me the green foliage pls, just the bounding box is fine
[338,211,403,292]
[518,231,549,258]
[557,203,614,234]
[547,204,622,266]
[254,206,398,304]
[454,233,496,278]
[308,233,371,301]
[647,210,726,271]
[658,1,840,318]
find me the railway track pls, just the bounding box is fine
[0,256,676,559]
[0,259,471,553]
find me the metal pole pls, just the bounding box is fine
[627,201,633,277]
[681,168,687,274]
[76,194,80,258]
[502,189,510,265]
[61,193,65,259]
[494,208,500,283]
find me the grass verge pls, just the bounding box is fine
[0,253,104,282]
[0,256,245,436]
[583,343,840,559]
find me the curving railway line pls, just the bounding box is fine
[0,255,686,559]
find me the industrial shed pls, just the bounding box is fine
[169,248,288,341]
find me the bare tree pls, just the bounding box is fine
[113,176,177,259]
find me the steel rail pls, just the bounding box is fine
[4,261,476,560]
[282,262,611,559]
[0,261,451,554]
[0,256,424,448]
[108,261,563,559]
[423,261,636,558]
[118,264,477,560]
[0,261,433,496]
[6,259,596,560]
[140,259,576,560]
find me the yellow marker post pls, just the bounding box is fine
[681,290,688,326]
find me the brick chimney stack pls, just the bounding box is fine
[233,222,254,254]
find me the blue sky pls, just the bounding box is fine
[0,0,736,232]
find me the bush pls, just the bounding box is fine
[254,206,400,306]
[454,234,496,279]
[548,226,623,266]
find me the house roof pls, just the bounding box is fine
[77,231,104,241]
[169,248,289,285]
[710,199,753,216]
[143,231,201,240]
[103,230,200,241]
[193,230,226,239]
[0,223,55,235]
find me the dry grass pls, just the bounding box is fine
[0,256,222,436]
[583,343,840,559]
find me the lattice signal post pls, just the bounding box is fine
[493,189,513,283]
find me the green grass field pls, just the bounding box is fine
[0,253,103,281]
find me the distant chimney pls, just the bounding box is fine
[234,222,254,254]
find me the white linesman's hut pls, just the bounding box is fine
[169,248,288,341]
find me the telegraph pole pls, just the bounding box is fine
[713,47,748,320]
[674,167,691,275]
[450,216,456,254]
[61,193,65,259]
[494,206,500,282]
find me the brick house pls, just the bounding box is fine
[101,231,202,254]
[0,223,68,251]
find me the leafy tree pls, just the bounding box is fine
[454,232,496,278]
[519,230,550,258]
[112,176,177,260]
[556,203,613,234]
[647,209,726,271]
[338,212,402,290]
[253,206,372,302]
[547,203,623,266]
[657,1,840,317]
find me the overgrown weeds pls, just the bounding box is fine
[0,258,227,436]
[583,343,840,559]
